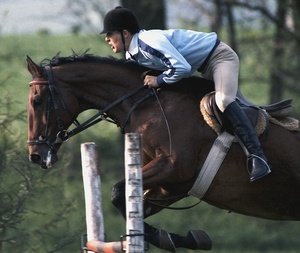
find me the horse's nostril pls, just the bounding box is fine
[29,154,41,163]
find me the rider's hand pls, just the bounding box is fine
[144,75,159,88]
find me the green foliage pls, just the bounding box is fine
[1,34,300,253]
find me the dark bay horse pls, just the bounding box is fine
[27,54,300,252]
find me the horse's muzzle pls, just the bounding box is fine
[29,150,58,169]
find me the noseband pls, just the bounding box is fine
[27,65,154,152]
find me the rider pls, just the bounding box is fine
[101,6,271,182]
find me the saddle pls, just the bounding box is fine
[200,91,299,135]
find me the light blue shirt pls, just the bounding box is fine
[126,29,218,86]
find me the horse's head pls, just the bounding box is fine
[26,56,78,169]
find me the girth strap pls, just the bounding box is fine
[188,131,235,199]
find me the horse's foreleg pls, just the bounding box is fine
[111,180,126,218]
[112,180,182,218]
[142,155,176,189]
[111,180,179,218]
[111,180,173,249]
[111,155,178,218]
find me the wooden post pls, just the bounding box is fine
[81,142,105,252]
[124,133,144,253]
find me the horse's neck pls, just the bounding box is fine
[57,63,142,123]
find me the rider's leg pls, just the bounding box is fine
[203,42,271,182]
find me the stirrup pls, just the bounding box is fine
[247,154,271,182]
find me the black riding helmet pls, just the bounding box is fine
[101,6,140,34]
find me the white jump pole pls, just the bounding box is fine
[81,142,124,253]
[125,133,144,253]
[81,142,105,252]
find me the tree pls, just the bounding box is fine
[65,0,119,34]
[221,0,300,102]
[224,1,238,53]
[0,94,29,251]
[269,0,288,103]
[292,0,300,64]
[184,0,299,105]
[65,0,166,33]
[121,0,166,29]
[281,0,300,97]
[0,91,83,253]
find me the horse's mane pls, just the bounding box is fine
[40,51,214,98]
[40,51,146,71]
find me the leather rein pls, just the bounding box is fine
[27,65,154,151]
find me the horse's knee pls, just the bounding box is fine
[111,180,125,210]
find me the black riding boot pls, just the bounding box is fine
[223,101,271,182]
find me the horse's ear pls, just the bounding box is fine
[26,55,43,78]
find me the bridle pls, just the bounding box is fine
[27,65,154,153]
[27,66,75,153]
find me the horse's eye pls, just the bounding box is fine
[33,97,43,107]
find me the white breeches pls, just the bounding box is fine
[202,42,240,112]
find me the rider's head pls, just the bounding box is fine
[101,7,140,53]
[101,6,140,35]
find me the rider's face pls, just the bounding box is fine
[105,31,123,53]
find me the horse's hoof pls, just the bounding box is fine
[159,229,176,252]
[186,230,212,250]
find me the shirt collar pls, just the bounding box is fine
[127,32,140,59]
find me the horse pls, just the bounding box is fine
[26,54,300,252]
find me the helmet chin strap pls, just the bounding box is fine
[120,30,137,60]
[120,30,126,52]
